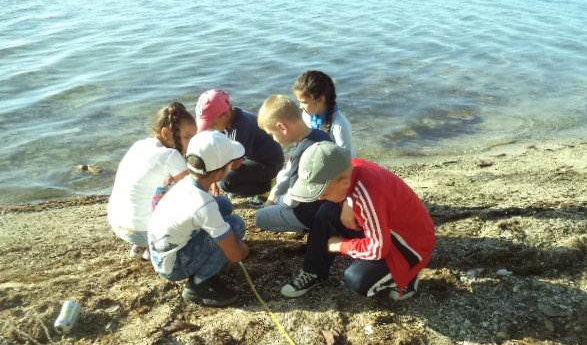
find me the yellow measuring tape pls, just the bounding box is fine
[238,262,297,345]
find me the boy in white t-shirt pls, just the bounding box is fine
[148,131,250,307]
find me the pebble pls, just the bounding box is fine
[460,268,484,283]
[77,164,103,175]
[496,331,509,339]
[543,319,555,332]
[496,268,513,276]
[539,304,571,317]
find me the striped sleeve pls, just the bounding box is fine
[340,181,390,260]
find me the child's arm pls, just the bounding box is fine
[267,161,292,204]
[330,113,356,157]
[171,170,189,182]
[216,232,249,263]
[340,198,359,230]
[337,194,391,260]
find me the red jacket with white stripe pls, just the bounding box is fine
[339,159,436,290]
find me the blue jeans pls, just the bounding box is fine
[255,199,324,233]
[161,196,246,283]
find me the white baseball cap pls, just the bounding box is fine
[186,130,244,174]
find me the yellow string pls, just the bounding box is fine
[238,262,297,345]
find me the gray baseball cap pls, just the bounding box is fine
[289,142,352,202]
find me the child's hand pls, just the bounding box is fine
[210,182,220,196]
[327,236,343,253]
[341,200,359,230]
[264,189,278,206]
[239,242,250,260]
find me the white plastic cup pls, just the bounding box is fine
[54,300,81,334]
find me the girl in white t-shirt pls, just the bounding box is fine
[293,70,356,157]
[108,102,197,259]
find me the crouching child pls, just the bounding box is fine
[288,142,436,301]
[148,130,249,307]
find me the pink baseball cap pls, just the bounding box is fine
[195,89,232,132]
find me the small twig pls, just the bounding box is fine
[35,315,53,343]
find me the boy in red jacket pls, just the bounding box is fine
[285,142,436,300]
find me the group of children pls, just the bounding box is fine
[108,70,437,307]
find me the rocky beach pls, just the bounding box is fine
[1,140,586,345]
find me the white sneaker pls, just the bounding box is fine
[129,245,148,260]
[389,276,420,301]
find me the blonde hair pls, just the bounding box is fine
[257,94,301,131]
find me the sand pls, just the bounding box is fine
[1,140,586,345]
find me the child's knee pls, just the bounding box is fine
[343,266,366,295]
[255,207,271,229]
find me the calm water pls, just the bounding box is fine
[1,0,586,205]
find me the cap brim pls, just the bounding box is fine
[228,140,245,162]
[196,117,213,132]
[289,179,328,203]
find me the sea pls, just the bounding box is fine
[1,0,586,206]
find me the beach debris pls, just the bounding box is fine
[162,320,201,334]
[322,329,342,345]
[496,331,509,339]
[477,160,494,168]
[54,300,81,334]
[77,164,103,175]
[364,324,375,335]
[460,268,484,283]
[496,268,513,276]
[538,304,571,317]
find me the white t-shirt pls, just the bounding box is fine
[148,177,231,274]
[108,137,187,232]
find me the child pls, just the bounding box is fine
[195,89,284,206]
[148,130,249,307]
[293,70,356,157]
[284,142,436,300]
[108,102,197,260]
[255,95,332,234]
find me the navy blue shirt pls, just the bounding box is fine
[227,108,285,169]
[288,129,332,189]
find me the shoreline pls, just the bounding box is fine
[1,138,583,211]
[1,139,586,344]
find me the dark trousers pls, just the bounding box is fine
[220,159,280,197]
[303,201,390,296]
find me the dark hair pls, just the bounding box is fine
[293,70,337,132]
[186,154,231,178]
[153,102,195,154]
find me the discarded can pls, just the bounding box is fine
[54,300,81,334]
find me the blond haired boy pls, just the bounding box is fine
[255,95,333,296]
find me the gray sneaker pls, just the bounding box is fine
[281,269,323,298]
